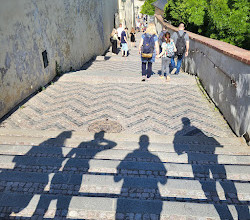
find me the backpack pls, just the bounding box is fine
[110,37,114,43]
[175,32,186,56]
[141,34,155,58]
[164,42,175,57]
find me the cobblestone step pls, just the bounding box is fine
[0,192,249,219]
[0,128,246,146]
[1,137,250,156]
[1,155,250,181]
[0,147,249,166]
[0,172,249,202]
[1,142,250,156]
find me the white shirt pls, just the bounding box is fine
[117,27,124,38]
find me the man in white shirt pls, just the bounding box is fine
[117,23,124,47]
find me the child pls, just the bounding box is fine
[158,32,177,81]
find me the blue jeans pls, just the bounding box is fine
[170,55,184,74]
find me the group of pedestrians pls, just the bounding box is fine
[139,22,189,82]
[111,22,189,82]
[110,23,136,57]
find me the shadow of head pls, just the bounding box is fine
[139,135,149,151]
[94,130,105,140]
[182,117,191,126]
[59,131,73,139]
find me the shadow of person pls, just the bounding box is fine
[115,135,167,219]
[1,131,72,218]
[174,117,249,219]
[32,130,117,218]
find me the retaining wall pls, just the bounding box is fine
[155,15,250,139]
[0,0,118,119]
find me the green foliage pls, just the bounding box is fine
[164,0,250,49]
[19,105,26,109]
[141,0,157,16]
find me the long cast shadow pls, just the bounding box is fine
[31,130,117,218]
[174,117,249,219]
[115,135,167,219]
[0,131,72,218]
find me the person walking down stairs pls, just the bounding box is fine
[110,28,118,55]
[170,22,189,75]
[139,23,159,81]
[158,32,177,82]
[121,28,129,57]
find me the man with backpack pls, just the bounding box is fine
[170,23,189,75]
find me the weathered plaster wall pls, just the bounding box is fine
[118,0,135,31]
[134,0,145,18]
[0,0,118,119]
[155,15,250,139]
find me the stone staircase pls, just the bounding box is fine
[0,128,249,219]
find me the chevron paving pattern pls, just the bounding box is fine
[0,33,233,137]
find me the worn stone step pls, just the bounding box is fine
[1,140,250,156]
[1,155,249,181]
[0,137,249,158]
[0,192,249,219]
[0,128,246,146]
[0,147,249,169]
[0,171,249,203]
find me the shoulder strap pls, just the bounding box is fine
[177,32,186,38]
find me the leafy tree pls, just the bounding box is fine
[208,0,249,47]
[141,0,157,16]
[164,0,250,49]
[165,0,207,33]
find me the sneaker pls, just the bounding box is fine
[142,79,146,81]
[171,68,177,75]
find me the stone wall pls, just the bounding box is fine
[134,0,145,18]
[0,0,118,120]
[155,15,250,139]
[118,0,135,31]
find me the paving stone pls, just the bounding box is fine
[0,34,233,138]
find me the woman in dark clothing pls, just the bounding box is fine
[130,27,136,47]
[110,28,118,54]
